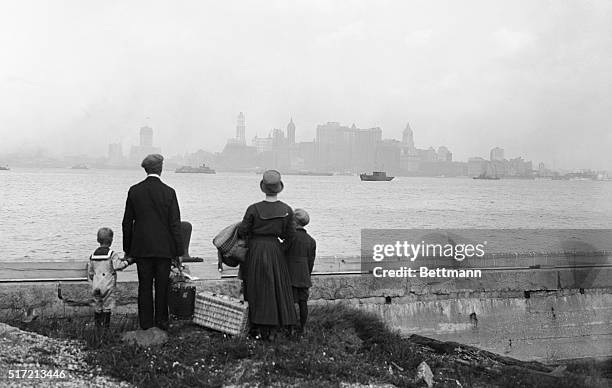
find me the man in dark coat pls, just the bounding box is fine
[122,154,184,330]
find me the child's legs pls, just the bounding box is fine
[101,290,116,313]
[293,287,309,328]
[93,296,104,314]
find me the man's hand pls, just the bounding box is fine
[172,256,182,269]
[123,256,136,265]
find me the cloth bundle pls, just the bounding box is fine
[213,222,248,269]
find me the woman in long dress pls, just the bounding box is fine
[238,170,297,339]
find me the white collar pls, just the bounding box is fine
[147,174,161,179]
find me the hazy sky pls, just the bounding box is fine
[1,0,611,169]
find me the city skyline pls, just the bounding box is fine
[1,1,611,170]
[0,114,608,174]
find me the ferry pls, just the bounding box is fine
[175,164,216,174]
[473,173,500,180]
[360,171,394,181]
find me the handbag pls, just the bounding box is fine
[213,222,248,268]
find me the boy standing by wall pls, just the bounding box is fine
[286,209,316,334]
[88,227,132,329]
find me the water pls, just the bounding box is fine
[1,168,611,261]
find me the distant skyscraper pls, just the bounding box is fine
[140,126,153,147]
[236,112,246,144]
[490,147,505,161]
[131,126,161,163]
[286,118,295,144]
[402,123,415,150]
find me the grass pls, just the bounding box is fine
[8,305,611,388]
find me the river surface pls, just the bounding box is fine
[1,168,611,261]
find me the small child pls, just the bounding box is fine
[286,209,316,334]
[87,227,131,329]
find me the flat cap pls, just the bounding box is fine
[141,154,164,170]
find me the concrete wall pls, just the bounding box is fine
[1,266,610,362]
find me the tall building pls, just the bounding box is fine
[286,118,295,145]
[402,123,415,151]
[130,126,161,164]
[140,126,153,147]
[315,122,382,172]
[490,147,505,161]
[236,112,246,144]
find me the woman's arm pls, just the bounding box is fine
[237,205,254,240]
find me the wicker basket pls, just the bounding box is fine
[213,222,247,268]
[193,291,249,336]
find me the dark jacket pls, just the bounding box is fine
[285,228,316,287]
[237,201,296,241]
[122,176,184,259]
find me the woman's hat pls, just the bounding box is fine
[260,169,284,195]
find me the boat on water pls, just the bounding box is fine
[0,165,9,171]
[175,164,216,174]
[71,164,88,170]
[360,171,394,181]
[473,172,500,180]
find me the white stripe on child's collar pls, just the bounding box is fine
[91,250,114,260]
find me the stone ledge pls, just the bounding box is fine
[1,268,611,320]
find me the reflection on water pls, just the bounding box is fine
[1,168,611,261]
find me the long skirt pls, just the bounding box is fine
[243,237,297,326]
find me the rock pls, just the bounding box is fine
[416,361,434,388]
[548,365,567,377]
[121,327,168,347]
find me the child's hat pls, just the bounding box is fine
[294,208,309,226]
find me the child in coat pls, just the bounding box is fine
[87,227,132,328]
[285,209,316,333]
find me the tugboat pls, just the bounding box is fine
[360,171,394,181]
[175,163,216,174]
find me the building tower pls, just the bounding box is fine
[402,123,415,150]
[286,118,295,144]
[236,112,246,144]
[140,126,153,147]
[490,147,505,161]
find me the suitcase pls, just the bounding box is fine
[168,282,196,319]
[193,291,249,336]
